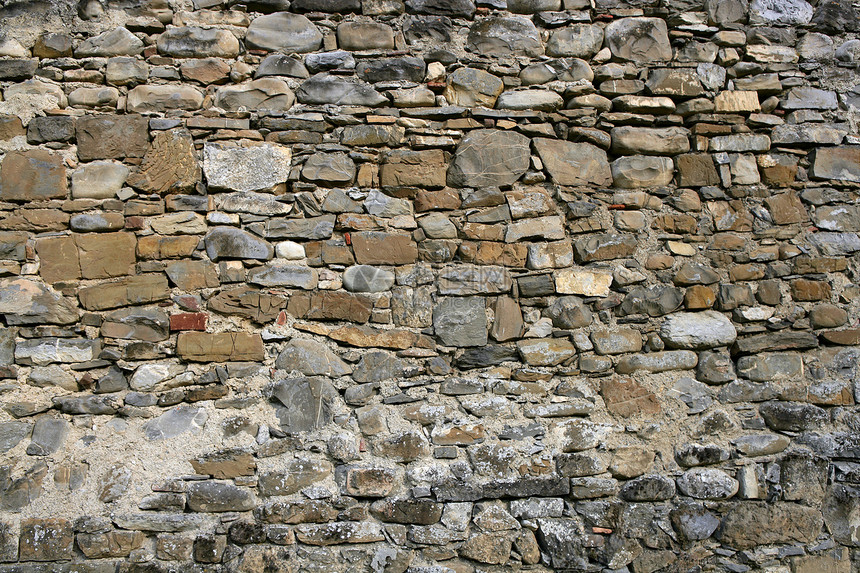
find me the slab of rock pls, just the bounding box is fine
[102,307,169,342]
[176,332,265,362]
[0,278,78,325]
[601,378,661,416]
[15,337,99,366]
[554,268,612,297]
[448,129,531,188]
[534,138,612,186]
[337,22,395,50]
[204,142,291,192]
[215,79,295,112]
[127,85,204,113]
[258,459,332,496]
[380,149,446,189]
[256,54,310,79]
[157,27,239,58]
[18,518,73,561]
[591,328,642,355]
[604,18,672,62]
[812,147,860,182]
[187,481,256,512]
[439,265,512,295]
[433,297,488,347]
[76,27,143,57]
[248,264,318,289]
[573,233,637,263]
[611,127,690,156]
[127,129,198,195]
[343,265,395,292]
[295,522,385,546]
[660,311,737,349]
[351,232,418,265]
[73,160,130,199]
[616,350,698,374]
[612,156,674,188]
[296,73,387,106]
[517,339,576,366]
[246,12,322,53]
[76,114,149,161]
[443,68,504,108]
[406,0,476,17]
[467,17,544,57]
[619,474,676,501]
[271,376,339,432]
[205,227,274,261]
[302,152,356,185]
[0,150,67,202]
[718,502,822,549]
[506,216,565,242]
[749,0,813,24]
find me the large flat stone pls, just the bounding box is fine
[0,150,67,202]
[448,129,531,188]
[176,332,265,362]
[204,141,291,193]
[246,12,322,53]
[534,138,612,186]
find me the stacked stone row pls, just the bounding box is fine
[0,0,858,570]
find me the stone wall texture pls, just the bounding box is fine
[0,0,859,570]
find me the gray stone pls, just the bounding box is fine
[266,216,336,240]
[709,134,771,153]
[534,138,612,186]
[496,90,563,112]
[258,458,332,496]
[467,17,544,57]
[271,377,339,433]
[616,351,698,374]
[749,0,813,24]
[248,264,318,289]
[220,193,293,217]
[353,351,405,383]
[546,297,592,329]
[433,297,488,347]
[76,27,143,57]
[344,266,395,292]
[275,339,351,377]
[619,286,683,317]
[306,51,356,73]
[15,338,99,366]
[733,434,790,456]
[26,417,68,456]
[102,308,169,342]
[620,475,676,501]
[659,311,737,349]
[296,73,387,106]
[215,79,295,112]
[27,116,75,144]
[405,0,476,17]
[536,518,588,570]
[0,278,78,325]
[205,227,274,261]
[187,481,256,512]
[812,147,860,183]
[448,129,531,188]
[204,142,291,193]
[782,86,838,110]
[438,265,511,296]
[759,401,828,432]
[611,127,691,156]
[508,0,561,11]
[0,421,31,453]
[736,352,803,381]
[364,190,413,217]
[671,504,720,541]
[771,123,847,145]
[246,12,322,53]
[604,18,672,62]
[143,406,208,440]
[302,152,355,185]
[256,54,310,79]
[546,25,603,58]
[675,443,730,467]
[718,502,823,549]
[443,68,504,108]
[672,377,714,414]
[112,513,205,532]
[591,328,642,355]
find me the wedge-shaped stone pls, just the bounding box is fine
[78,275,170,311]
[534,138,612,186]
[204,227,274,261]
[517,339,576,366]
[443,68,504,107]
[246,12,322,53]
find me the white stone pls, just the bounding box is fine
[72,161,130,199]
[554,268,613,297]
[660,311,737,349]
[276,241,305,260]
[203,142,292,193]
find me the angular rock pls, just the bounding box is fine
[18,519,73,561]
[303,152,356,185]
[718,502,823,549]
[0,150,67,202]
[448,129,530,188]
[176,332,265,362]
[204,142,291,193]
[620,475,676,501]
[296,73,387,106]
[433,297,487,347]
[76,114,149,161]
[205,227,274,261]
[215,79,295,112]
[546,24,603,58]
[271,377,339,433]
[157,27,239,58]
[812,147,860,183]
[0,278,77,325]
[616,351,698,374]
[143,405,208,440]
[611,127,690,156]
[605,18,672,62]
[275,339,351,377]
[660,311,737,349]
[443,68,504,108]
[246,12,322,53]
[534,139,612,186]
[749,0,813,25]
[467,17,543,57]
[186,481,256,512]
[127,85,204,113]
[611,156,674,188]
[76,27,143,57]
[248,264,317,289]
[258,459,332,496]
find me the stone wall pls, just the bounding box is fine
[0,0,858,570]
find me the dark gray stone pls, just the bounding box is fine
[271,377,339,433]
[26,417,68,456]
[186,481,256,512]
[619,475,676,501]
[433,297,488,347]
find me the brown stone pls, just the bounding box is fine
[459,532,514,565]
[791,279,831,302]
[793,256,847,274]
[821,329,860,345]
[35,236,80,283]
[191,449,256,479]
[684,285,716,309]
[170,313,207,331]
[165,261,219,291]
[343,467,397,498]
[458,242,528,267]
[600,378,661,417]
[351,232,418,265]
[0,150,67,202]
[675,154,719,187]
[76,114,150,161]
[208,287,288,323]
[0,115,25,140]
[327,325,422,350]
[491,297,523,342]
[176,332,266,362]
[765,192,805,225]
[127,129,200,195]
[137,235,200,260]
[19,518,73,561]
[729,264,766,282]
[287,291,372,323]
[415,188,461,212]
[180,58,231,84]
[78,274,171,311]
[77,531,145,558]
[373,431,430,462]
[718,502,822,550]
[77,232,137,279]
[380,149,447,189]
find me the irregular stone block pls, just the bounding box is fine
[204,142,291,193]
[246,12,322,53]
[0,150,67,202]
[448,129,531,188]
[534,139,612,186]
[176,332,265,362]
[76,114,149,161]
[157,27,239,58]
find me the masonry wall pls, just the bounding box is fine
[0,0,859,570]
